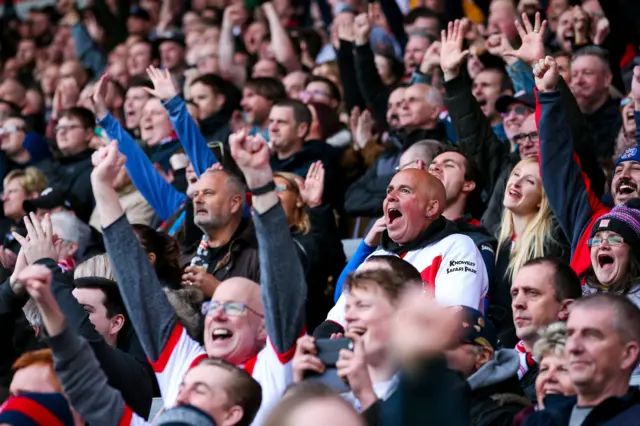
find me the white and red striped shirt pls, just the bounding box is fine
[135,323,295,426]
[328,233,488,327]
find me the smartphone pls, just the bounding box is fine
[304,338,353,393]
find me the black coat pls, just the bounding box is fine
[37,150,95,222]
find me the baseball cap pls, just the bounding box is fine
[496,90,536,114]
[455,306,498,352]
[129,6,151,21]
[23,187,82,214]
[153,29,186,47]
[155,404,216,426]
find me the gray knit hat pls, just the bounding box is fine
[155,405,216,426]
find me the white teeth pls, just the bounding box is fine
[213,329,231,336]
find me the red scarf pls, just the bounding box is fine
[515,340,536,380]
[58,257,76,273]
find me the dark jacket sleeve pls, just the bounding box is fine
[36,258,153,418]
[344,163,392,217]
[354,43,391,129]
[254,202,307,354]
[536,90,610,254]
[557,79,606,200]
[443,73,508,196]
[390,358,471,426]
[337,40,366,113]
[379,0,407,51]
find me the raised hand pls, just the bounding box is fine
[571,6,589,45]
[419,41,442,75]
[91,141,127,189]
[631,66,640,109]
[593,17,610,46]
[17,264,54,305]
[486,34,514,63]
[353,13,372,46]
[337,18,355,44]
[503,12,547,66]
[533,56,560,93]
[355,109,374,151]
[145,66,179,101]
[299,161,325,208]
[12,213,62,265]
[91,73,110,119]
[363,216,386,247]
[440,19,470,81]
[229,130,272,189]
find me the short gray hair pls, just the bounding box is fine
[533,322,567,360]
[425,85,444,108]
[23,298,43,328]
[202,169,247,212]
[50,211,91,260]
[572,46,611,74]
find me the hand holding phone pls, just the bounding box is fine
[300,337,354,393]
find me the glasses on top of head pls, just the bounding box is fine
[587,236,624,247]
[206,301,264,318]
[513,131,539,144]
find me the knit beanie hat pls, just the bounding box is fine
[590,198,640,251]
[615,146,640,168]
[155,405,216,426]
[0,393,74,426]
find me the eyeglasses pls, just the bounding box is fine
[587,236,625,247]
[621,98,633,108]
[275,184,289,192]
[206,301,264,318]
[513,132,539,144]
[0,125,25,135]
[55,124,84,133]
[501,106,532,118]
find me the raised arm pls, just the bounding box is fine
[92,75,187,221]
[534,56,608,250]
[145,66,219,176]
[440,19,506,195]
[262,2,301,72]
[92,143,206,407]
[230,131,306,354]
[17,265,145,426]
[91,142,180,363]
[219,5,247,87]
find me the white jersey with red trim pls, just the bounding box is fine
[150,323,295,426]
[327,233,488,327]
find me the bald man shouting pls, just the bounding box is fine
[325,168,488,330]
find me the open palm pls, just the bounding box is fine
[145,66,178,101]
[440,19,470,80]
[504,12,547,66]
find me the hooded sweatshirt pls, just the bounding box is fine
[468,349,530,426]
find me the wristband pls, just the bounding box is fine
[249,181,276,196]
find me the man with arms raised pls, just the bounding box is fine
[92,133,306,425]
[525,293,640,423]
[325,168,488,332]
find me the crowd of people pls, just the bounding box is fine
[0,0,640,424]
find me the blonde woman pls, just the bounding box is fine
[487,158,569,347]
[274,163,345,330]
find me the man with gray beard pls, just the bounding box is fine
[183,169,259,299]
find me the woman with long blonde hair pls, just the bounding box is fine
[488,158,569,347]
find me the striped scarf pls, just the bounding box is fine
[58,257,76,273]
[515,340,536,380]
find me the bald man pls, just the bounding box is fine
[324,168,489,333]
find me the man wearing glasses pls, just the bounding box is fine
[0,114,52,191]
[38,107,97,222]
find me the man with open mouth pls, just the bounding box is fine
[324,168,489,335]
